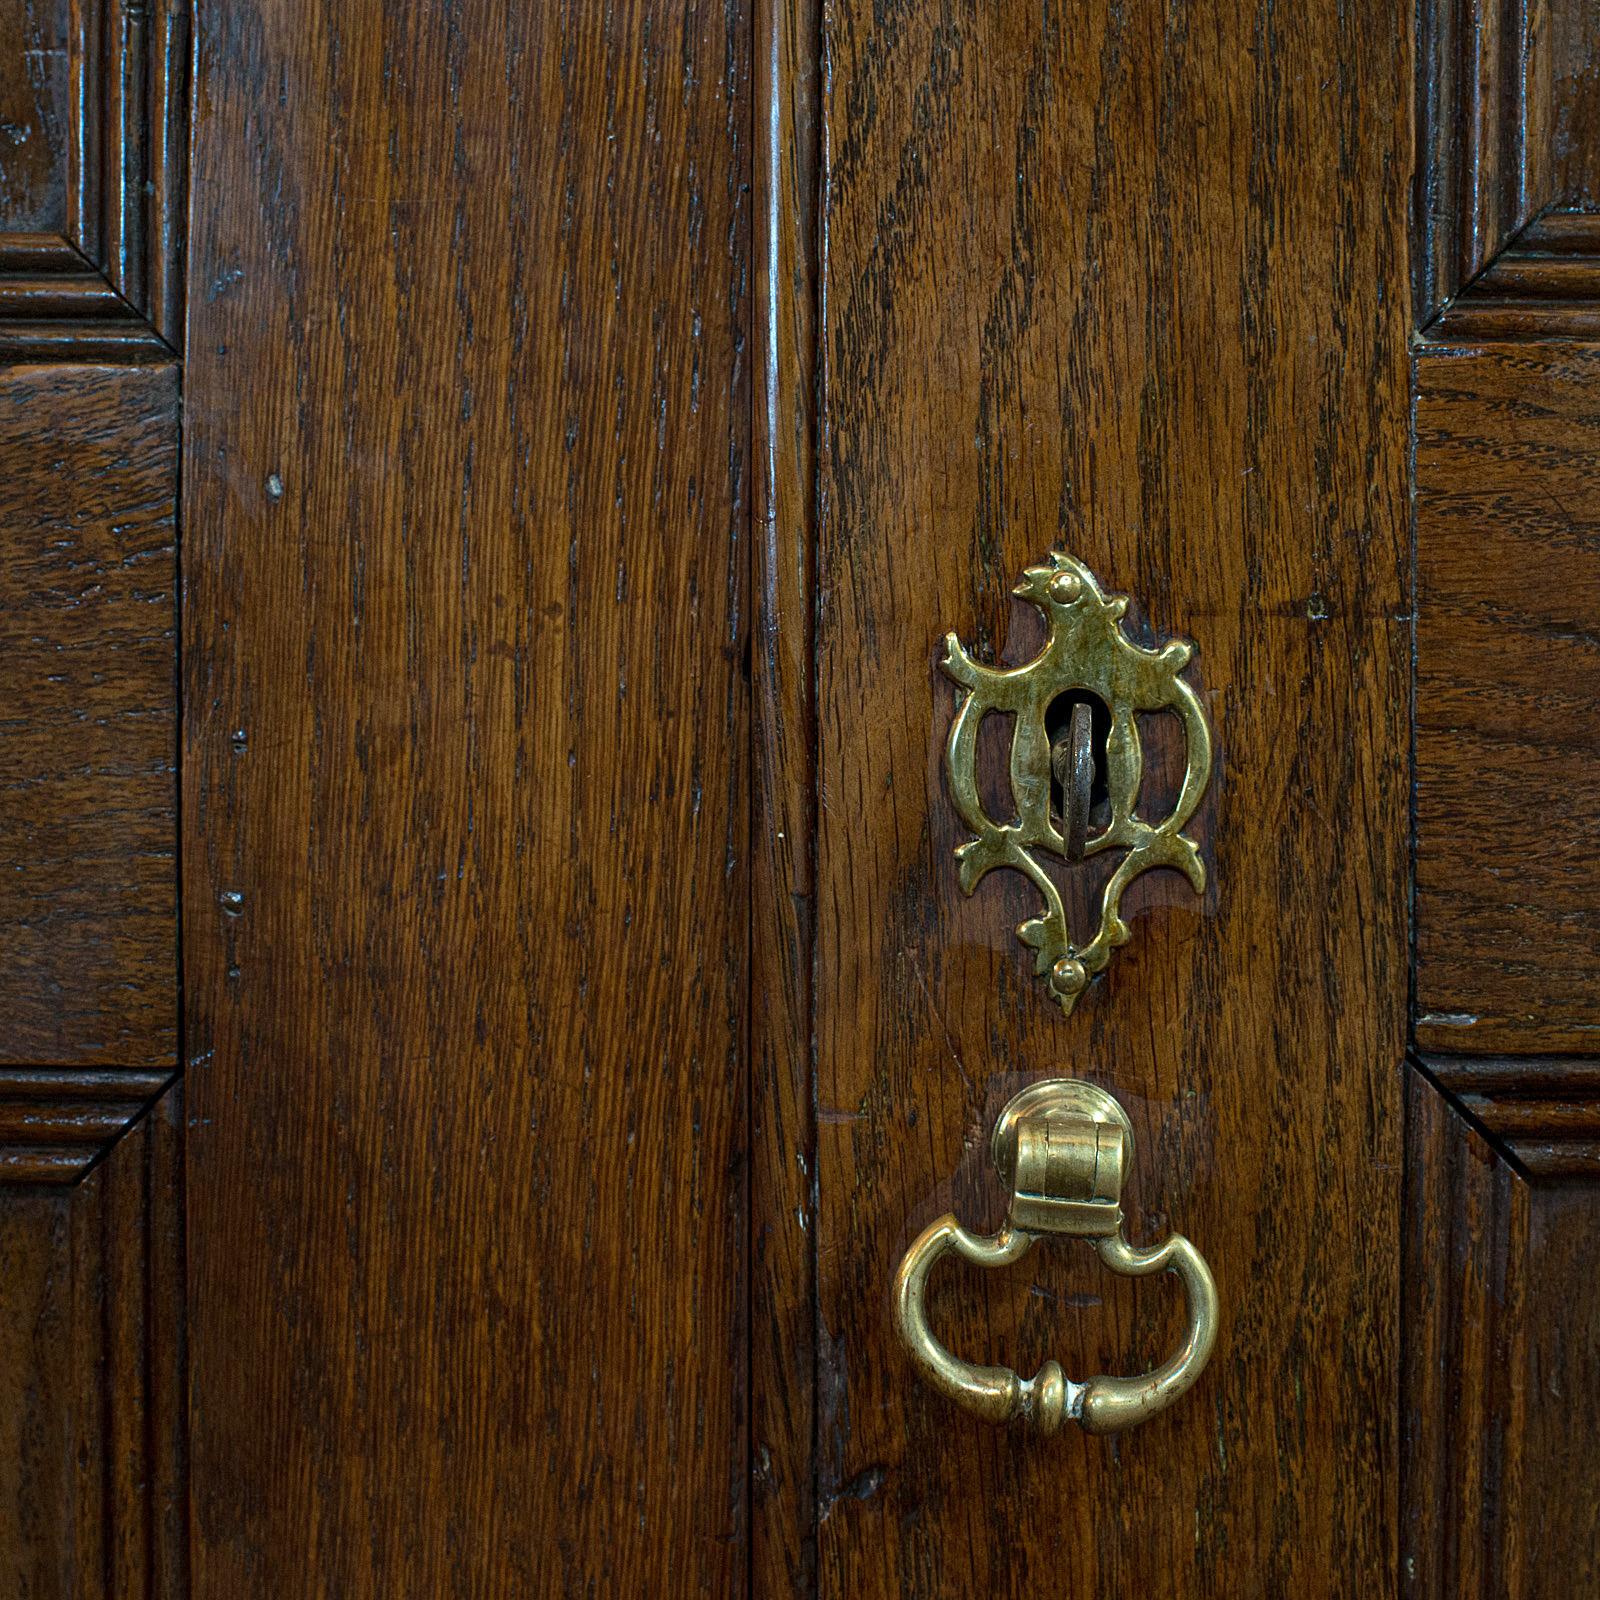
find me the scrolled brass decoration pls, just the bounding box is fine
[892,1079,1218,1435]
[940,550,1212,1015]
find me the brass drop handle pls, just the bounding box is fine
[892,1080,1218,1435]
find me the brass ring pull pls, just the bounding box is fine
[892,1080,1218,1435]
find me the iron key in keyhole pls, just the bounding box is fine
[1051,701,1095,864]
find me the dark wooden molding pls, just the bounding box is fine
[1428,208,1600,337]
[1415,0,1536,324]
[1415,1053,1600,1181]
[0,0,190,356]
[0,1081,187,1594]
[1403,1061,1600,1595]
[0,1068,177,1185]
[1403,1061,1530,1597]
[1416,0,1600,334]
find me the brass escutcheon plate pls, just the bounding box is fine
[940,549,1212,1015]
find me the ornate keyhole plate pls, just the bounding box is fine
[940,550,1213,1015]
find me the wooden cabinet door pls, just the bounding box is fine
[0,1,1596,1596]
[756,0,1600,1594]
[761,2,1411,1592]
[0,2,749,1594]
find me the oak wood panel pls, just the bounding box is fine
[0,1082,186,1600]
[1549,0,1600,207]
[751,0,820,1592]
[0,0,70,233]
[0,362,177,1068]
[1403,1065,1600,1598]
[1415,346,1600,1055]
[183,4,749,1594]
[810,2,1410,1594]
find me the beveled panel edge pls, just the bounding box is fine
[0,0,190,356]
[1415,0,1600,336]
[1401,1060,1530,1598]
[0,1066,177,1185]
[1413,1051,1600,1182]
[1425,210,1600,340]
[1414,0,1536,325]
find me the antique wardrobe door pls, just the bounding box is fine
[751,1,1411,1594]
[752,3,1600,1597]
[3,1,752,1595]
[6,0,1600,1594]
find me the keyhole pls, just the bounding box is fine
[1045,690,1111,836]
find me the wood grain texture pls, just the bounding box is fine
[810,2,1410,1594]
[0,0,70,233]
[183,4,749,1594]
[0,362,178,1068]
[1415,346,1600,1055]
[1548,0,1600,207]
[1415,0,1600,327]
[1402,1064,1600,1598]
[751,0,819,1592]
[0,0,189,353]
[0,1081,186,1599]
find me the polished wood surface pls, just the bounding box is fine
[800,2,1410,1592]
[0,363,177,1070]
[1416,0,1600,322]
[182,2,750,1592]
[1419,1055,1600,1180]
[1407,8,1600,1592]
[2,0,1599,1591]
[1414,345,1600,1055]
[0,0,69,232]
[0,25,188,1592]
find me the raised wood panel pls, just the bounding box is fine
[1548,0,1600,207]
[183,3,749,1593]
[0,0,71,233]
[808,2,1409,1594]
[0,362,178,1069]
[0,1081,186,1599]
[0,0,189,353]
[1403,1064,1600,1597]
[1414,346,1600,1055]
